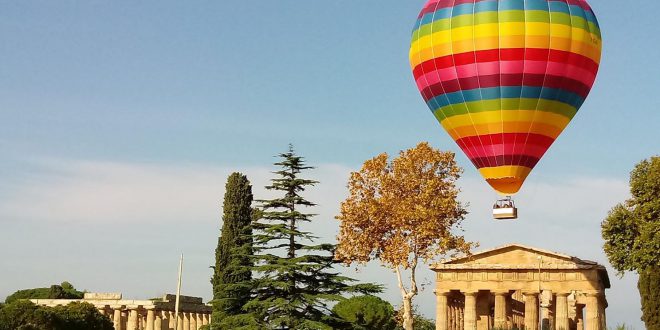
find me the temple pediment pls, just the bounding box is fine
[436,244,601,269]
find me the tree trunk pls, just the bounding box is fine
[396,263,418,330]
[402,295,415,330]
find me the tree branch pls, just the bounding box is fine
[395,266,408,297]
[409,257,418,299]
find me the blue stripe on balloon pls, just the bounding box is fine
[499,0,525,11]
[526,0,549,11]
[426,86,585,110]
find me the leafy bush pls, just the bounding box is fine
[332,295,397,330]
[0,301,112,330]
[5,282,84,304]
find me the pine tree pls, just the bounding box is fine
[211,173,254,328]
[240,146,380,330]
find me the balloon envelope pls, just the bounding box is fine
[410,0,602,195]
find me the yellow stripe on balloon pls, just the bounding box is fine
[411,22,599,53]
[410,30,600,66]
[443,121,565,141]
[410,37,600,67]
[437,110,571,131]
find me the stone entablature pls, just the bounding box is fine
[432,244,610,330]
[31,293,211,330]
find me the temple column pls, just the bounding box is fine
[202,313,209,326]
[450,305,457,330]
[494,291,508,329]
[127,309,138,330]
[168,311,176,330]
[184,312,191,330]
[146,309,155,330]
[113,308,123,330]
[177,312,184,330]
[459,306,464,330]
[555,293,570,330]
[523,292,539,330]
[463,291,477,330]
[436,291,449,330]
[197,313,204,328]
[155,311,162,330]
[585,293,602,330]
[190,312,198,330]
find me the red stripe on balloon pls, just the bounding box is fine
[457,133,555,150]
[412,49,598,79]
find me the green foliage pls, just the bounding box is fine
[392,305,434,330]
[211,173,255,328]
[230,146,381,330]
[50,302,113,330]
[639,267,660,330]
[608,324,634,330]
[0,300,55,330]
[602,156,660,273]
[601,157,660,329]
[394,314,434,330]
[0,301,111,330]
[332,295,397,330]
[5,282,84,304]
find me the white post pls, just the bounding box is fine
[174,254,184,330]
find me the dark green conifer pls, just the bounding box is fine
[237,146,380,330]
[211,173,254,328]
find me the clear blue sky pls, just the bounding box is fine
[1,1,658,328]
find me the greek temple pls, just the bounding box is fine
[433,244,610,330]
[31,293,211,330]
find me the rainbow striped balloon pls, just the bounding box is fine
[410,0,602,195]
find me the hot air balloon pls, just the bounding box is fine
[409,0,602,219]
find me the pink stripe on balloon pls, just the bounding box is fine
[501,61,525,74]
[462,143,548,159]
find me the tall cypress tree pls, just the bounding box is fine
[239,146,380,330]
[211,173,254,328]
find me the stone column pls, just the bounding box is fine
[167,311,175,330]
[585,293,602,330]
[555,293,570,330]
[146,309,156,330]
[184,312,191,330]
[463,291,477,330]
[436,291,449,330]
[523,292,539,330]
[190,312,198,330]
[202,313,209,326]
[449,305,456,330]
[127,309,139,330]
[494,291,508,329]
[155,311,162,330]
[459,306,464,330]
[196,313,204,328]
[177,312,184,330]
[113,308,123,330]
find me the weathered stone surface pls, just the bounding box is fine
[432,244,610,330]
[85,292,122,300]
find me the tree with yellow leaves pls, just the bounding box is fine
[335,142,475,330]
